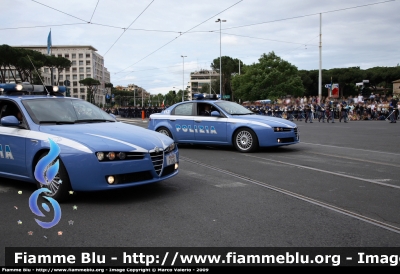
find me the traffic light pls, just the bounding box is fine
[66,88,71,97]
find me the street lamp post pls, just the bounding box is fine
[210,70,212,95]
[216,18,226,100]
[181,55,187,102]
[141,88,144,107]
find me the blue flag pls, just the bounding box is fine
[47,30,52,55]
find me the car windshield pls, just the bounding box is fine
[22,98,116,124]
[214,101,255,115]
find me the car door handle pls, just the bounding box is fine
[169,119,176,121]
[194,120,202,123]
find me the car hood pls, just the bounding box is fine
[39,122,173,153]
[228,115,297,128]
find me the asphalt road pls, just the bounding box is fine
[1,117,399,266]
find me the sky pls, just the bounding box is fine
[2,0,399,95]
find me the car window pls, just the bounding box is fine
[0,101,27,128]
[197,103,216,116]
[215,101,254,115]
[173,103,194,116]
[22,98,115,124]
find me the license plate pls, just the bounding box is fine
[166,152,177,165]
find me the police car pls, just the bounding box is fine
[148,95,299,153]
[0,83,179,201]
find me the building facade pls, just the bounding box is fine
[114,84,150,107]
[188,69,219,99]
[13,45,110,105]
[392,79,400,97]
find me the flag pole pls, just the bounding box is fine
[48,29,54,85]
[318,13,322,103]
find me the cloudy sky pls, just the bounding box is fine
[2,0,399,94]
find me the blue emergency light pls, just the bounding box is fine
[0,83,66,96]
[193,94,218,100]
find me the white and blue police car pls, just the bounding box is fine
[148,95,299,153]
[0,83,179,201]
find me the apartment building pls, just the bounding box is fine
[188,69,219,99]
[13,45,110,105]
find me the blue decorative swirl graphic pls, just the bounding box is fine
[34,138,60,186]
[30,138,62,229]
[29,188,62,229]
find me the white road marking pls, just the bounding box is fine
[215,182,247,188]
[301,142,400,156]
[307,152,400,168]
[181,156,400,235]
[245,154,400,189]
[182,170,245,187]
[0,186,11,193]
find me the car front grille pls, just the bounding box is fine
[279,137,296,143]
[113,171,153,184]
[294,127,299,139]
[150,150,164,176]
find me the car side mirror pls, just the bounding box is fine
[210,111,220,117]
[1,115,20,127]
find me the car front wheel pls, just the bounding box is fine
[156,127,173,138]
[233,128,258,153]
[35,152,72,202]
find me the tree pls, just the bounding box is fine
[0,45,47,83]
[0,45,71,85]
[231,52,304,102]
[79,78,101,103]
[165,90,177,105]
[200,83,211,94]
[211,56,242,99]
[45,55,71,85]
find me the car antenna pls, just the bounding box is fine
[26,55,50,96]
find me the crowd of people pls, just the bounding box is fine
[103,105,165,118]
[245,93,399,123]
[102,93,400,123]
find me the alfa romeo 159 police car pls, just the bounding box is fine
[0,83,179,201]
[148,95,299,153]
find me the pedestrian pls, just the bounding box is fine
[317,102,325,122]
[304,102,313,123]
[389,96,398,123]
[327,99,335,123]
[339,98,348,123]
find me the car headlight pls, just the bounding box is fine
[107,152,116,160]
[96,152,105,161]
[166,142,176,153]
[118,152,126,160]
[96,151,145,161]
[274,127,291,132]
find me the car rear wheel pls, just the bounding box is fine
[35,152,72,202]
[156,127,173,138]
[233,128,258,153]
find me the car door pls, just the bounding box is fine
[194,103,227,143]
[169,102,195,142]
[0,101,28,177]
